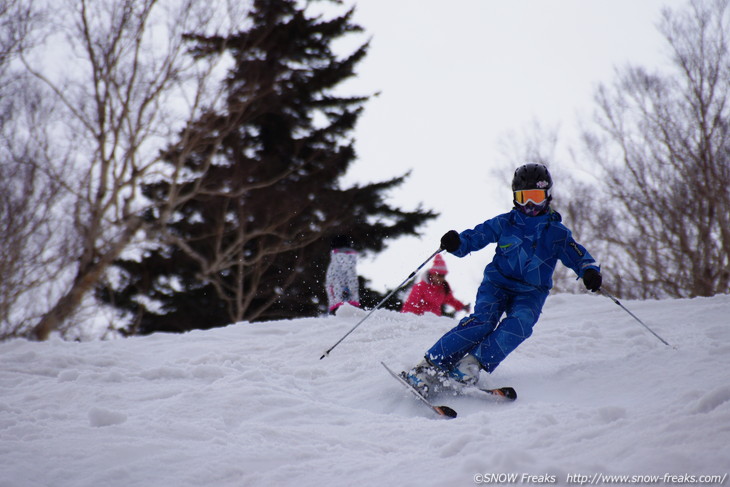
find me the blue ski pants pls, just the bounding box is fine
[426,282,548,373]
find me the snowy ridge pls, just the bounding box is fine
[1,294,729,486]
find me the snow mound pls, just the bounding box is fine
[1,293,729,486]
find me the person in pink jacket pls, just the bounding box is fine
[401,254,468,316]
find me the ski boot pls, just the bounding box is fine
[446,354,481,387]
[403,358,448,398]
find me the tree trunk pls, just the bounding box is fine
[31,218,143,340]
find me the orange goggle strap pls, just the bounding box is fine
[514,189,548,205]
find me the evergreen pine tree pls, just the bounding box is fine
[100,0,436,334]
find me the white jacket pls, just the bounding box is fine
[325,248,360,311]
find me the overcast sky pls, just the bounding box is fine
[328,0,678,303]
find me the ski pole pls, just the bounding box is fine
[320,248,442,360]
[599,289,673,348]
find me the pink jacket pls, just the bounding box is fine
[401,277,466,316]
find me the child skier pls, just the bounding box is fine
[325,234,360,314]
[406,163,602,396]
[401,254,468,316]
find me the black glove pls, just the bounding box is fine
[583,268,602,292]
[440,230,461,252]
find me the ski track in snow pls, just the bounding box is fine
[1,294,729,486]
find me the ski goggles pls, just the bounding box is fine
[514,189,548,205]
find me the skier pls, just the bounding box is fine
[405,163,602,396]
[401,254,469,317]
[325,234,361,314]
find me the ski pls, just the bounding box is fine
[436,382,517,401]
[381,361,457,419]
[475,386,517,401]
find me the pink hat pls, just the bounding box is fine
[430,254,448,275]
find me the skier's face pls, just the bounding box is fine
[430,272,445,283]
[517,201,548,216]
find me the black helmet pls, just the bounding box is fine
[512,163,553,191]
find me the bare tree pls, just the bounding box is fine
[0,88,71,337]
[0,0,73,338]
[573,0,730,298]
[8,0,248,340]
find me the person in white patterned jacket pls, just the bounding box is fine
[325,235,361,314]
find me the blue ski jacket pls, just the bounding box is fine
[452,209,599,293]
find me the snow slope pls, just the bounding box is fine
[1,294,729,487]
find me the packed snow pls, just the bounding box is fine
[1,293,729,487]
